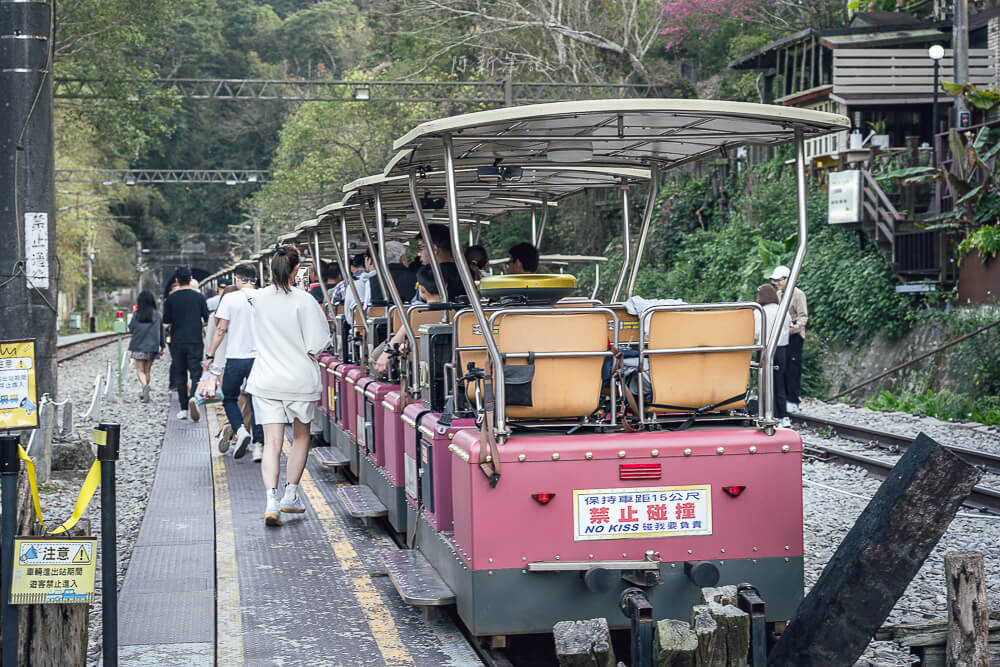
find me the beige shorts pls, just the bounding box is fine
[252,396,315,425]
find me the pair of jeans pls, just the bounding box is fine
[170,342,204,409]
[221,357,263,443]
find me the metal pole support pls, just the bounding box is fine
[737,583,767,667]
[620,587,653,667]
[0,435,21,665]
[96,423,120,667]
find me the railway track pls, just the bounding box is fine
[57,333,127,363]
[792,412,1000,514]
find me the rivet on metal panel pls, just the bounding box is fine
[650,449,659,457]
[784,558,789,562]
[720,548,726,553]
[748,445,758,454]
[555,555,560,560]
[784,545,790,550]
[585,452,593,460]
[552,452,560,461]
[518,454,526,462]
[687,549,693,554]
[752,559,757,564]
[522,569,526,574]
[448,433,454,440]
[489,557,493,563]
[671,563,676,568]
[489,570,493,575]
[683,448,692,456]
[716,447,725,455]
[617,450,626,458]
[621,553,627,558]
[588,554,594,559]
[522,556,527,561]
[781,445,790,453]
[753,546,759,552]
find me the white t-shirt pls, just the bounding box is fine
[245,285,331,401]
[215,288,258,359]
[754,303,790,348]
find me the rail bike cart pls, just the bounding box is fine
[488,254,608,300]
[365,100,849,641]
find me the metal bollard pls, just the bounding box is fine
[96,423,120,667]
[0,435,20,665]
[738,583,767,667]
[620,587,653,667]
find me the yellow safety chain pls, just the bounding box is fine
[16,435,103,535]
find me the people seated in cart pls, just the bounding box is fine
[368,241,417,304]
[465,244,489,280]
[374,265,442,376]
[507,242,539,274]
[416,224,468,303]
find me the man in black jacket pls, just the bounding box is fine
[368,241,416,304]
[163,266,209,421]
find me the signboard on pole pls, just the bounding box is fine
[24,213,50,290]
[0,340,39,431]
[10,536,97,604]
[828,170,862,224]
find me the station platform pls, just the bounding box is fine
[116,400,483,666]
[57,331,117,346]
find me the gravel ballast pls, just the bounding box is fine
[44,344,169,665]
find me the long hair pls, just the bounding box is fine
[271,245,300,293]
[756,283,779,305]
[136,290,157,323]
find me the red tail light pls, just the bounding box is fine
[723,485,746,498]
[619,463,661,480]
[532,493,556,505]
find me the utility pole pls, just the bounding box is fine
[253,217,262,254]
[1,0,58,396]
[136,239,143,294]
[953,0,971,129]
[87,223,95,331]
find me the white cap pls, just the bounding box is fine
[769,265,791,281]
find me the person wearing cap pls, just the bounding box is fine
[163,265,210,422]
[206,278,231,312]
[769,264,808,413]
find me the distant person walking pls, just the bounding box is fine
[770,265,808,412]
[163,266,209,421]
[754,283,791,428]
[203,263,263,460]
[245,245,330,526]
[128,290,165,403]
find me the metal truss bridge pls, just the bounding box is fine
[54,169,269,185]
[53,78,656,105]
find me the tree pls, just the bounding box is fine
[383,0,668,83]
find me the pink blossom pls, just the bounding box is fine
[660,0,760,51]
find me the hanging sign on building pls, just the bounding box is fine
[828,170,862,224]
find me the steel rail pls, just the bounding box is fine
[802,440,1000,514]
[791,413,1000,474]
[57,333,128,363]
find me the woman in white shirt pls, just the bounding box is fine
[245,245,331,526]
[753,283,791,428]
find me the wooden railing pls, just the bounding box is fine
[861,169,904,254]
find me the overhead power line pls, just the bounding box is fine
[53,78,657,104]
[54,169,268,185]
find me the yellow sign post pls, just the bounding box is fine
[0,339,39,432]
[10,536,97,604]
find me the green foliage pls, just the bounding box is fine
[867,390,1000,427]
[956,224,1000,264]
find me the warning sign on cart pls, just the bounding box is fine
[573,485,712,541]
[10,536,97,604]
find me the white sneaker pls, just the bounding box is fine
[251,442,263,462]
[188,397,201,422]
[265,489,282,526]
[280,483,306,514]
[786,401,799,413]
[780,417,792,428]
[233,426,251,459]
[176,410,188,420]
[216,424,234,453]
